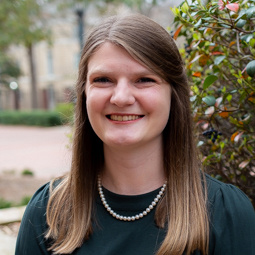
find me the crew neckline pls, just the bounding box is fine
[96,186,162,212]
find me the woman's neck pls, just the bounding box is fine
[101,141,165,195]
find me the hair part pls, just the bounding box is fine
[46,13,209,255]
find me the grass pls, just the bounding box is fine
[0,196,32,209]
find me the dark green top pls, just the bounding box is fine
[15,175,255,255]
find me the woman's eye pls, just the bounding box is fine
[137,77,156,83]
[93,77,111,83]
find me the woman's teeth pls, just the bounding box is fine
[110,115,140,121]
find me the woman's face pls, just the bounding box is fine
[85,42,171,149]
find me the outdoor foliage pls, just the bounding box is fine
[0,0,52,109]
[0,54,21,86]
[55,103,75,125]
[171,0,255,205]
[0,111,63,127]
[21,169,34,176]
[0,196,32,209]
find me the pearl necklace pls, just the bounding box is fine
[97,177,167,221]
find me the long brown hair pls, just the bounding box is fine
[46,13,209,255]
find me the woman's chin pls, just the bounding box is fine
[103,136,141,148]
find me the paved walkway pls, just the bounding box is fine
[0,125,72,179]
[0,207,25,254]
[0,230,16,255]
[0,125,72,254]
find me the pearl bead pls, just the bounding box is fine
[98,176,167,222]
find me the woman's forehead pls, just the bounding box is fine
[86,42,166,81]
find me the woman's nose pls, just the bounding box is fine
[110,81,135,107]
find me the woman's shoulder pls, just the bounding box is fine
[21,182,51,224]
[205,174,251,203]
[205,173,255,220]
[205,173,252,206]
[205,175,255,253]
[25,177,64,214]
[16,178,65,254]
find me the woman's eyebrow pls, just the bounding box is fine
[87,67,158,77]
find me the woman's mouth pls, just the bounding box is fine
[107,115,144,121]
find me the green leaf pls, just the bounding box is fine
[214,56,225,65]
[235,10,247,22]
[246,6,255,19]
[238,91,247,104]
[226,94,232,102]
[246,60,255,77]
[170,7,180,17]
[193,33,200,40]
[220,141,225,149]
[194,19,202,27]
[191,10,206,16]
[202,96,216,106]
[250,39,255,48]
[181,2,189,13]
[191,85,199,94]
[203,75,218,90]
[241,34,254,43]
[220,24,231,28]
[190,95,197,102]
[202,17,212,21]
[236,19,246,28]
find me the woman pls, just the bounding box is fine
[16,13,255,255]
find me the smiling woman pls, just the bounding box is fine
[86,42,171,149]
[15,13,255,255]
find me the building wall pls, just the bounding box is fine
[2,0,182,111]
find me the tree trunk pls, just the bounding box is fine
[27,43,38,109]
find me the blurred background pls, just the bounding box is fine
[1,0,255,253]
[0,0,182,112]
[0,0,181,254]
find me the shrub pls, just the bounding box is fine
[0,197,13,209]
[0,196,32,209]
[171,0,255,205]
[19,196,32,206]
[0,110,63,126]
[21,169,34,176]
[55,103,74,124]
